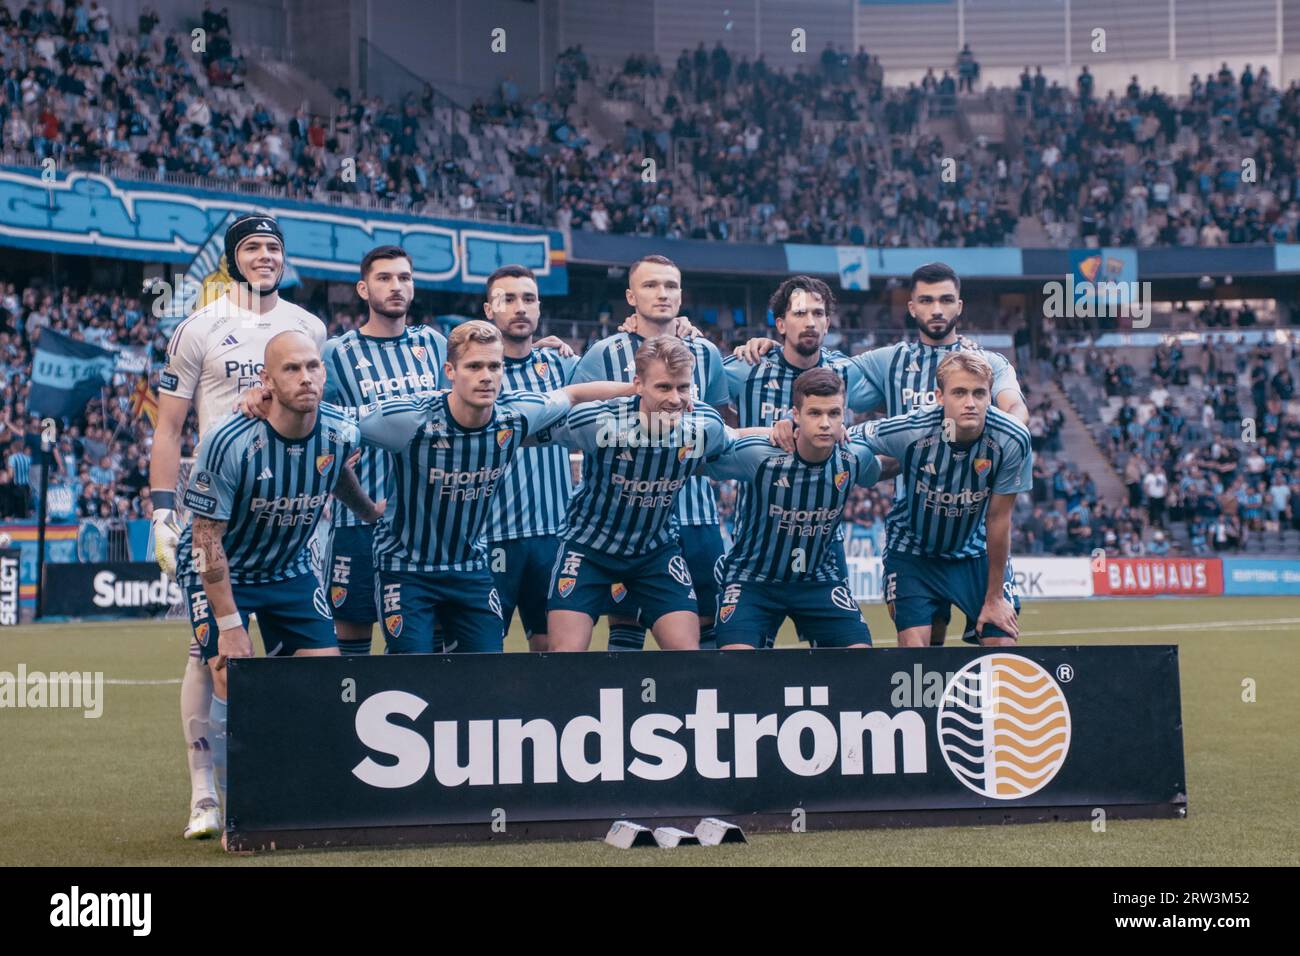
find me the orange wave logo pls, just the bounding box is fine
[937,654,1071,799]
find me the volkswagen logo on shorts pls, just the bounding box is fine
[668,555,692,587]
[830,585,858,613]
[937,654,1071,799]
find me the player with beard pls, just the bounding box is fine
[736,262,1028,645]
[151,214,325,840]
[480,265,580,651]
[568,255,730,650]
[316,246,447,655]
[722,275,877,647]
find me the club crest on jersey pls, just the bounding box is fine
[534,360,550,379]
[973,458,992,476]
[718,603,737,623]
[557,577,576,597]
[384,614,403,637]
[316,454,335,475]
[330,586,347,607]
[677,445,695,463]
[610,582,627,603]
[496,428,514,449]
[194,622,210,646]
[834,470,849,491]
[411,345,427,362]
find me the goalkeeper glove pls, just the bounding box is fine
[152,506,181,580]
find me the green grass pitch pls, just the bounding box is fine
[1,596,1298,866]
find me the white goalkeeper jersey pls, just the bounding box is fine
[159,295,327,436]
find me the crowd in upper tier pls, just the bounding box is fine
[3,1,1298,248]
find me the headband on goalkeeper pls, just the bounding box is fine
[224,214,286,292]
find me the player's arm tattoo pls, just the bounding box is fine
[333,462,382,523]
[192,517,229,585]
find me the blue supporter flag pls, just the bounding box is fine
[29,329,116,421]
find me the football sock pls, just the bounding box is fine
[699,622,717,650]
[181,653,216,808]
[608,623,647,651]
[338,638,371,656]
[209,695,228,795]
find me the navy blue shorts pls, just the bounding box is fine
[376,567,504,654]
[186,574,335,662]
[678,523,725,617]
[487,534,560,639]
[548,541,698,627]
[328,524,377,624]
[883,551,1020,640]
[716,577,871,649]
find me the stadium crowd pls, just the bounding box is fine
[1,1,1298,555]
[0,281,162,522]
[1055,333,1300,554]
[2,2,1299,249]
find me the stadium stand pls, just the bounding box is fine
[2,2,1297,248]
[0,1,1296,558]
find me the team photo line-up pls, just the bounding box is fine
[151,216,1032,839]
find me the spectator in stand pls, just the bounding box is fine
[956,45,978,94]
[1143,463,1168,528]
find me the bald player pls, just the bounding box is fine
[175,330,381,711]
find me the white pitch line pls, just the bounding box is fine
[1020,617,1300,638]
[102,678,182,685]
[824,615,1300,647]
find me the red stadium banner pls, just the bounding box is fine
[1093,557,1224,597]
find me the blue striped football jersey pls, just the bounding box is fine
[703,436,881,583]
[569,332,729,526]
[723,347,877,427]
[483,348,580,543]
[358,390,571,573]
[175,404,360,588]
[321,325,448,527]
[534,396,737,557]
[847,338,1021,418]
[851,406,1033,559]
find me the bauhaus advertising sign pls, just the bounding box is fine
[227,647,1185,848]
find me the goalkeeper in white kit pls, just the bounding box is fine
[150,215,326,839]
